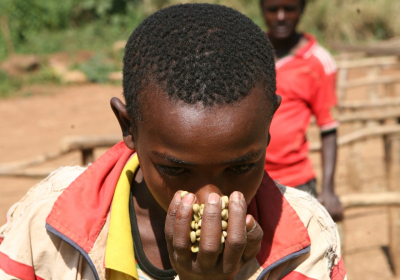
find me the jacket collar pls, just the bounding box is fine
[46,141,310,270]
[248,173,310,269]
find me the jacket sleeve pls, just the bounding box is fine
[278,186,347,280]
[0,166,87,280]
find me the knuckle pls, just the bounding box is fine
[226,238,246,253]
[223,263,240,275]
[175,208,191,221]
[165,230,173,241]
[250,228,264,243]
[203,211,221,221]
[200,244,220,256]
[173,240,188,253]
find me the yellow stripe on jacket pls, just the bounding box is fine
[105,154,140,280]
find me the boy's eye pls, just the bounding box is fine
[266,7,279,13]
[158,165,186,176]
[229,164,256,174]
[284,6,297,12]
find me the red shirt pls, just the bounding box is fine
[265,34,339,187]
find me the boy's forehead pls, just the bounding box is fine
[136,84,272,150]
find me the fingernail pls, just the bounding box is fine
[231,191,243,202]
[174,192,182,203]
[207,193,220,204]
[246,215,257,233]
[183,193,195,206]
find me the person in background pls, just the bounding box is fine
[261,0,344,221]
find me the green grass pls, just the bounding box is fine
[74,51,122,83]
[0,0,399,99]
[0,66,60,99]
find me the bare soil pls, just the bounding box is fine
[0,83,396,279]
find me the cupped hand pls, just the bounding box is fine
[165,191,263,280]
[318,191,344,222]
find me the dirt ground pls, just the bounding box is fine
[0,83,396,279]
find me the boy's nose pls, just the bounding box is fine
[277,8,285,20]
[195,184,223,204]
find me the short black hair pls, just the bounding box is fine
[123,4,277,123]
[260,0,307,11]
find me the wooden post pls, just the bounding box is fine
[81,148,94,166]
[0,16,14,57]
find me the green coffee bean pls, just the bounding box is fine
[189,194,229,253]
[190,231,197,243]
[193,204,200,214]
[222,196,229,207]
[191,244,199,253]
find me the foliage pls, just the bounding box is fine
[75,52,120,83]
[0,0,144,60]
[0,66,59,98]
[0,70,21,98]
[0,0,399,98]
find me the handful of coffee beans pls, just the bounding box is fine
[181,191,229,253]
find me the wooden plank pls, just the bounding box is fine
[0,150,66,173]
[338,75,400,90]
[339,109,400,123]
[310,124,400,152]
[0,168,55,178]
[340,192,400,209]
[340,97,400,109]
[336,56,398,69]
[333,43,400,57]
[61,134,122,152]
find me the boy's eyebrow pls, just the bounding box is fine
[151,149,264,165]
[152,152,195,166]
[222,149,264,164]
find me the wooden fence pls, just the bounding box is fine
[1,54,400,272]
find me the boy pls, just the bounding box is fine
[260,0,343,221]
[0,4,346,280]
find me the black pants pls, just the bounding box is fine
[295,179,317,197]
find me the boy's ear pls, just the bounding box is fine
[267,95,282,147]
[274,95,282,114]
[110,97,136,151]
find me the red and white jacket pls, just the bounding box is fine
[0,142,346,280]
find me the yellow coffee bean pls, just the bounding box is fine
[222,209,228,221]
[195,223,199,230]
[201,204,205,209]
[180,191,188,198]
[198,219,202,228]
[191,220,196,230]
[222,196,229,207]
[221,235,225,244]
[190,231,197,243]
[222,220,228,230]
[193,204,200,214]
[197,237,200,242]
[222,231,228,238]
[191,244,199,253]
[196,229,201,237]
[221,209,227,218]
[221,200,226,210]
[193,214,200,223]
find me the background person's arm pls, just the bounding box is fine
[318,129,343,221]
